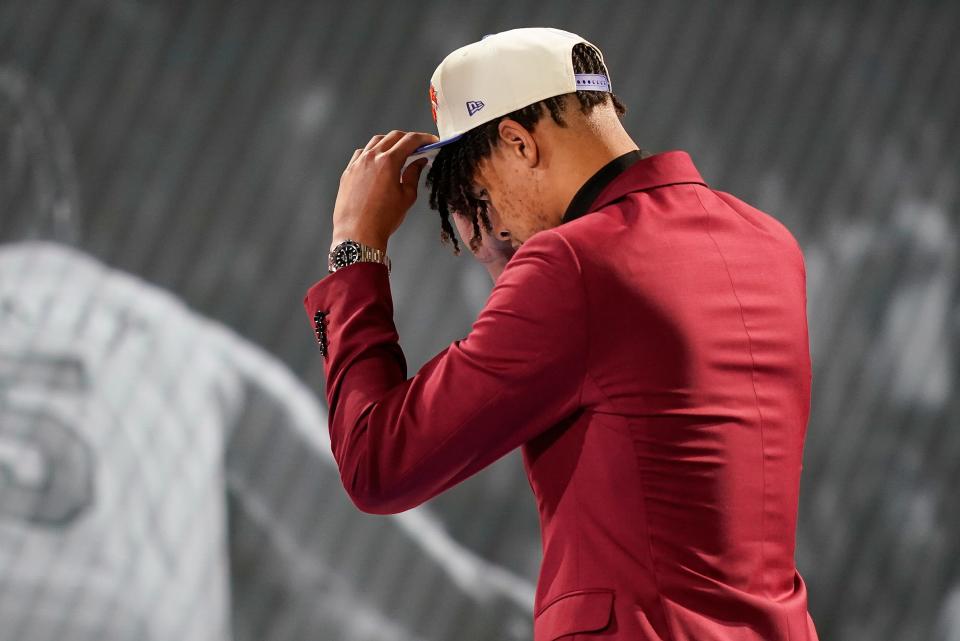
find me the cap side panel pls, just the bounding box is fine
[431,59,456,140]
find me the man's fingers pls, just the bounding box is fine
[372,130,407,153]
[341,148,363,179]
[362,134,385,153]
[400,156,428,187]
[386,131,440,160]
[354,131,440,174]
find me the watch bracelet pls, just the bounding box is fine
[328,239,391,274]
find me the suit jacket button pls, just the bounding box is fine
[313,310,329,355]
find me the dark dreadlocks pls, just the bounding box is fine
[425,42,628,255]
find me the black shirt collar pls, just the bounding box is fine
[561,149,645,224]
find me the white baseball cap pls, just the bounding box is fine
[402,27,611,173]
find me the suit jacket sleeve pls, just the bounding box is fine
[302,229,587,514]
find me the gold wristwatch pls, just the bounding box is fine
[328,238,392,274]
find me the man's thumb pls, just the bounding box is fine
[401,157,429,192]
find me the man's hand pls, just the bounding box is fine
[331,130,440,253]
[451,204,516,283]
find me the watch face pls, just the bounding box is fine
[333,240,361,269]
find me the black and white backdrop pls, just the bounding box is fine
[0,1,957,640]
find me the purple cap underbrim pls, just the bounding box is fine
[400,133,463,175]
[411,134,464,155]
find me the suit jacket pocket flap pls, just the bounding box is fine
[534,588,615,641]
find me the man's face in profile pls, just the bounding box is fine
[451,200,516,281]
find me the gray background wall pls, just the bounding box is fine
[1,0,958,639]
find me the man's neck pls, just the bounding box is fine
[551,138,641,223]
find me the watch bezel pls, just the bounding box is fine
[331,239,362,271]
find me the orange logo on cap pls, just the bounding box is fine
[429,84,438,123]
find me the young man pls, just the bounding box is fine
[305,27,819,641]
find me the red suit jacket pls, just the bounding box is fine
[303,150,819,641]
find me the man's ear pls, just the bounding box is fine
[497,119,538,168]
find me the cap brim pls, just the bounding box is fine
[400,134,463,174]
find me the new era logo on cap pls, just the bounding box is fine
[466,100,485,116]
